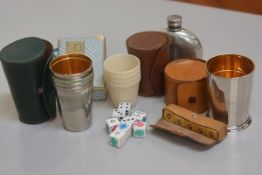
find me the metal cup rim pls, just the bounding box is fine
[49,54,93,79]
[206,53,255,79]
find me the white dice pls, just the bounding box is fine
[109,130,126,148]
[131,111,147,122]
[107,103,148,148]
[122,116,136,125]
[118,102,131,116]
[109,122,132,148]
[112,108,126,120]
[106,118,120,133]
[133,121,147,138]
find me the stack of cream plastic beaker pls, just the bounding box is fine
[104,53,141,108]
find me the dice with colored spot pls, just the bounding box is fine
[109,130,126,148]
[131,111,147,122]
[109,122,132,148]
[106,118,120,133]
[133,121,147,138]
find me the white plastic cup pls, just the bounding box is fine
[104,53,140,77]
[104,53,141,107]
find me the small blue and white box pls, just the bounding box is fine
[58,35,107,101]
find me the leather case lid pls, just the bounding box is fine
[164,58,207,82]
[126,31,169,52]
[0,37,46,64]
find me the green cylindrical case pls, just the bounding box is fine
[0,37,56,124]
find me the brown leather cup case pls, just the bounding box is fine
[164,58,209,113]
[126,31,171,96]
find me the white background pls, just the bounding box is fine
[0,0,262,174]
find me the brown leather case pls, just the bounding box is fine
[151,104,228,145]
[126,31,171,96]
[164,58,209,113]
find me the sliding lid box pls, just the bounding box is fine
[58,35,106,101]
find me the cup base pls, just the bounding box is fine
[19,116,50,124]
[62,112,92,132]
[63,119,92,132]
[228,115,252,132]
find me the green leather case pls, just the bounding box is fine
[0,37,56,124]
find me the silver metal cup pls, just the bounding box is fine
[50,54,93,132]
[206,54,255,131]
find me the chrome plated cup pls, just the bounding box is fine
[50,54,93,132]
[206,54,255,131]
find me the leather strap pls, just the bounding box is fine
[42,44,60,119]
[176,79,208,114]
[150,36,171,95]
